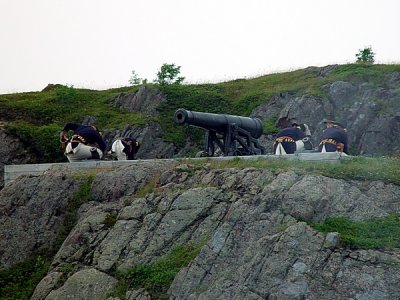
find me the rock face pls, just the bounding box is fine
[251,69,400,155]
[112,86,166,116]
[2,161,400,299]
[44,268,118,300]
[0,173,83,269]
[0,127,37,189]
[103,122,176,159]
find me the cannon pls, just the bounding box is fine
[174,108,266,156]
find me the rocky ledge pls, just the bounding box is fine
[1,160,400,299]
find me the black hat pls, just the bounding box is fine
[290,118,299,126]
[323,119,336,124]
[334,120,347,129]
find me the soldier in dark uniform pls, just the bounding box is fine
[318,119,349,154]
[60,123,107,162]
[273,120,306,155]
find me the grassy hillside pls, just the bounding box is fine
[1,64,400,162]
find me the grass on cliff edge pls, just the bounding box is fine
[111,244,202,299]
[311,215,400,249]
[186,155,400,185]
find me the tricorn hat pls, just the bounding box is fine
[290,117,299,126]
[323,118,335,124]
[334,120,347,129]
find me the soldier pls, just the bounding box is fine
[318,119,349,154]
[110,137,140,160]
[273,118,306,155]
[60,123,107,162]
[289,117,313,151]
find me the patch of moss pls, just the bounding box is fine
[135,176,159,198]
[103,213,118,228]
[311,214,400,249]
[112,244,202,299]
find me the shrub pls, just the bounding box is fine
[355,47,375,64]
[6,122,65,162]
[155,63,185,85]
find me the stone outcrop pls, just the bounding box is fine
[42,268,118,300]
[112,86,166,116]
[0,173,83,269]
[1,160,400,299]
[0,126,37,189]
[103,122,176,159]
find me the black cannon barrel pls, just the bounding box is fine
[174,108,264,139]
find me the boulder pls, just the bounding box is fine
[45,268,117,300]
[112,86,165,116]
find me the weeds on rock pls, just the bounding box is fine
[311,214,400,249]
[110,244,202,299]
[0,255,50,300]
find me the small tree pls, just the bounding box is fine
[355,47,375,64]
[155,63,185,85]
[128,70,143,85]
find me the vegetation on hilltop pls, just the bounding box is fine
[1,64,400,162]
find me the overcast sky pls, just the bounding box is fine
[1,0,399,94]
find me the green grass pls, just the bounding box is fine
[156,84,231,147]
[311,214,400,249]
[188,156,400,185]
[112,244,202,299]
[0,256,50,300]
[263,116,279,134]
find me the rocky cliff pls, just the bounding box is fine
[1,159,400,299]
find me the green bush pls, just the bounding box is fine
[55,85,77,103]
[355,47,375,64]
[155,63,185,85]
[263,117,279,135]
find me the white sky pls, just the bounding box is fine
[1,0,399,94]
